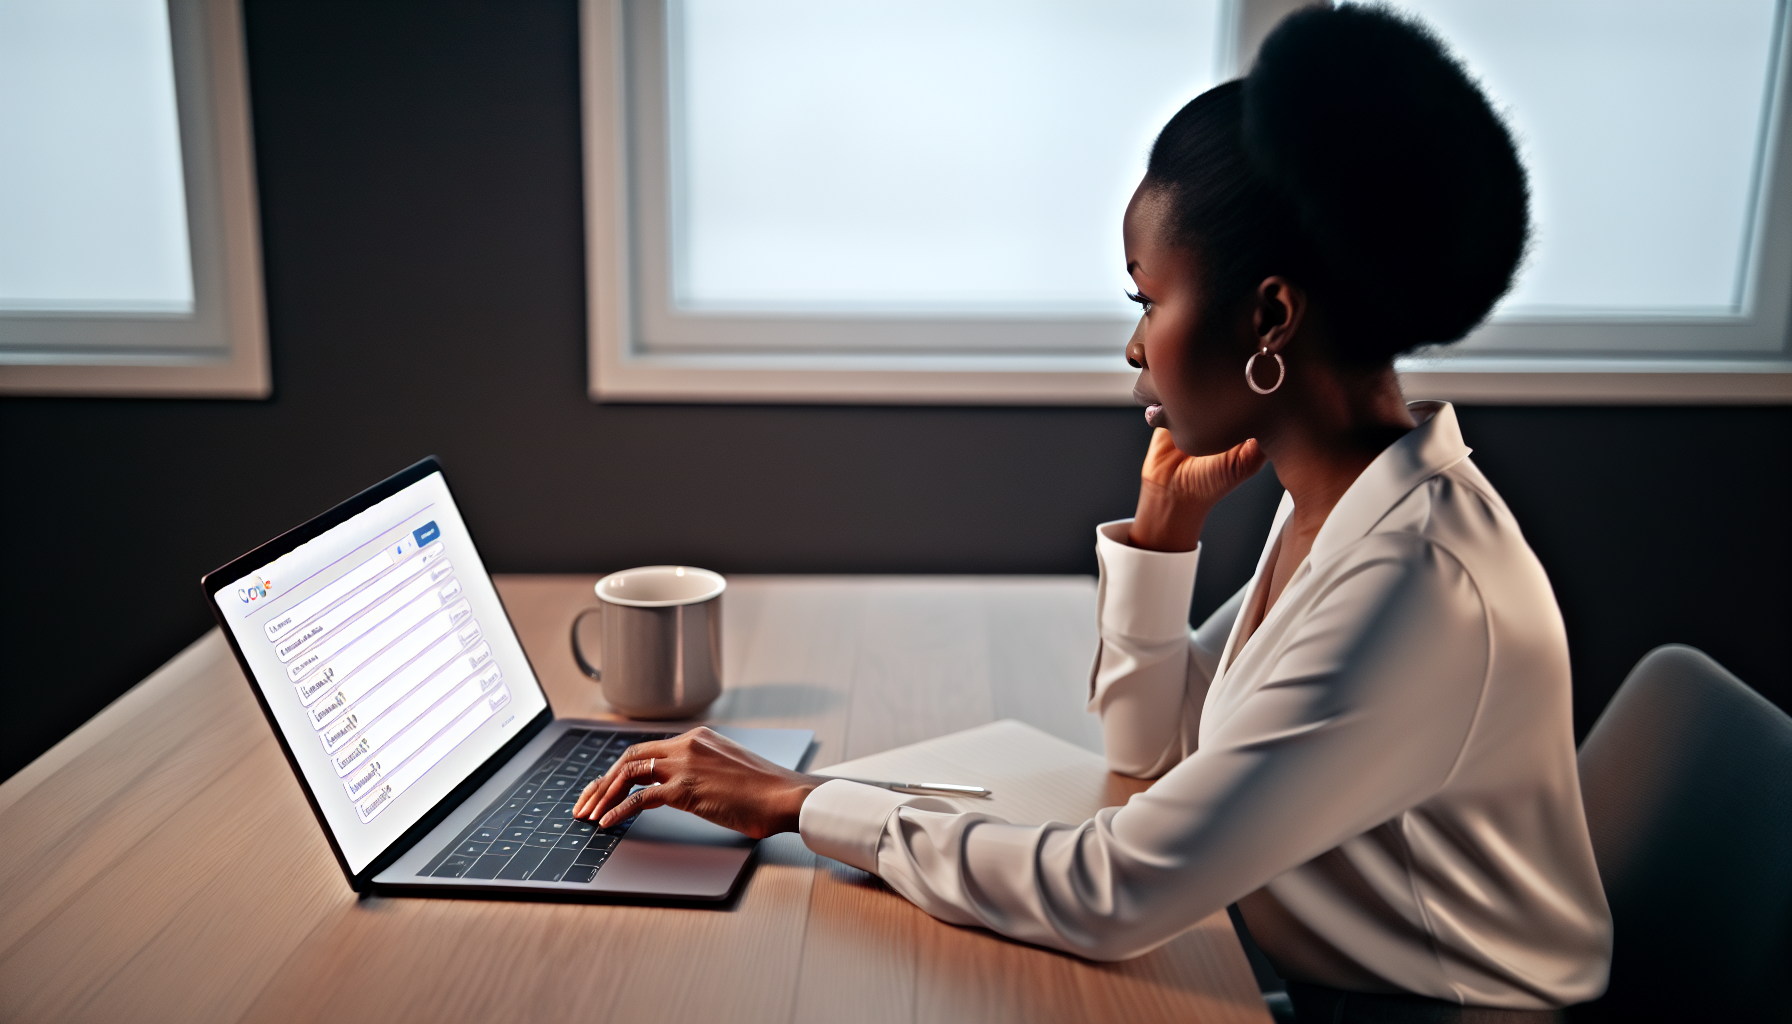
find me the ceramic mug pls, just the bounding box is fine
[571,565,725,719]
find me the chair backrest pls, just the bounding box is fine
[1572,644,1792,1021]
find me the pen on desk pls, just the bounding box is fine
[826,776,993,797]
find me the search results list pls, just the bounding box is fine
[272,522,510,823]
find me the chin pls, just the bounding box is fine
[1168,425,1229,458]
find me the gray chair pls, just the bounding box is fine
[1571,645,1792,1022]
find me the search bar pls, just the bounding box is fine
[273,547,444,664]
[265,535,437,644]
[265,548,390,643]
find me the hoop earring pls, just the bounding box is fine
[1245,347,1285,395]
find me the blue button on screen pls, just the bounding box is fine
[413,520,441,547]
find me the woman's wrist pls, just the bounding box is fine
[1129,480,1209,552]
[774,776,822,834]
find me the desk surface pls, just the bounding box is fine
[0,575,1268,1024]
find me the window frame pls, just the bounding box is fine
[0,0,269,399]
[583,0,1792,405]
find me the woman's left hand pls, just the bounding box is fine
[571,727,818,839]
[1130,428,1266,552]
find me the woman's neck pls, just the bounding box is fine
[1242,363,1414,625]
[1259,363,1415,545]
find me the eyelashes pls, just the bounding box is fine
[1125,290,1153,312]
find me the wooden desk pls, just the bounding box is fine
[0,576,1268,1023]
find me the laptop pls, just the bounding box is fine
[202,456,811,900]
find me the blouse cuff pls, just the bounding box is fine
[799,778,911,873]
[1095,519,1202,641]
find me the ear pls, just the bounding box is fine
[1251,276,1307,355]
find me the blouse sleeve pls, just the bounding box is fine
[798,532,1491,962]
[1086,519,1245,777]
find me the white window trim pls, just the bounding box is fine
[0,0,269,399]
[583,0,1792,405]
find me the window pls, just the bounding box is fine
[1389,0,1792,402]
[582,0,1792,404]
[0,0,268,398]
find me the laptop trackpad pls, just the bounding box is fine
[602,807,751,898]
[624,805,753,847]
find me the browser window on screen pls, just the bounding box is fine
[213,471,548,875]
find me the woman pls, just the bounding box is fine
[575,6,1612,1020]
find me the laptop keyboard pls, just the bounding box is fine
[418,728,671,884]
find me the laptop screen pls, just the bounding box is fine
[212,469,550,874]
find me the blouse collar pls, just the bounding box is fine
[1304,401,1473,571]
[1216,401,1473,681]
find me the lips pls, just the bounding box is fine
[1132,382,1166,430]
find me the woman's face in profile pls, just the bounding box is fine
[1123,188,1257,458]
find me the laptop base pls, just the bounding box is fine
[371,719,811,902]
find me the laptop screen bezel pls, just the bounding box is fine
[201,455,556,891]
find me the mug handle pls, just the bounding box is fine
[571,607,602,680]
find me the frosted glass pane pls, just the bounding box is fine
[671,0,1223,316]
[0,0,194,313]
[1390,0,1781,317]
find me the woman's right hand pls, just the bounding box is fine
[1128,429,1266,552]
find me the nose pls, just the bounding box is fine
[1125,336,1146,369]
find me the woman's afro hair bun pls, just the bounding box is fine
[1243,4,1529,358]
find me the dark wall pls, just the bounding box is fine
[3,0,1788,783]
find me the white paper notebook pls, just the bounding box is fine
[815,719,1145,826]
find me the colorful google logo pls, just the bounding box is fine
[237,575,274,603]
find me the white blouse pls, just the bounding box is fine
[799,402,1612,1009]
